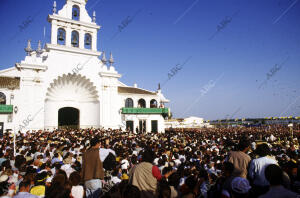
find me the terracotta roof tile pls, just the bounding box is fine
[0,76,20,89]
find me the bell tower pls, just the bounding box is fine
[48,0,100,51]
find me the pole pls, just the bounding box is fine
[13,126,16,157]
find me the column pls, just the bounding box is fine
[133,97,138,108]
[134,119,139,133]
[146,119,151,133]
[79,29,84,49]
[158,117,164,133]
[132,118,139,133]
[145,99,150,108]
[51,22,58,45]
[65,26,72,47]
[92,31,97,51]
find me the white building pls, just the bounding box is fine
[0,0,169,133]
[183,116,204,126]
[165,116,212,128]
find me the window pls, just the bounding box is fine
[138,99,146,108]
[84,33,92,49]
[71,31,79,47]
[72,5,80,21]
[125,98,133,108]
[126,121,134,132]
[0,92,6,104]
[150,99,157,108]
[151,120,158,132]
[57,28,66,45]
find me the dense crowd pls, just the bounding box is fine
[0,124,300,198]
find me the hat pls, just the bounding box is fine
[0,175,8,182]
[231,177,251,194]
[63,157,72,164]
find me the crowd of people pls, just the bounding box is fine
[0,124,300,198]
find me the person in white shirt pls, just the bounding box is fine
[111,169,122,185]
[173,153,181,167]
[153,157,160,166]
[121,158,130,170]
[69,171,84,198]
[249,143,277,197]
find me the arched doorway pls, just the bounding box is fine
[44,73,100,130]
[58,107,79,129]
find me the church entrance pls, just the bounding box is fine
[44,73,100,130]
[58,107,79,129]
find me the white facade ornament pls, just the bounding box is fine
[36,40,43,56]
[93,11,96,22]
[109,52,114,66]
[24,40,33,55]
[101,51,107,65]
[53,1,57,14]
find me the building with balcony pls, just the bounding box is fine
[0,0,169,133]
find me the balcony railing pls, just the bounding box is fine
[121,107,168,114]
[0,105,13,113]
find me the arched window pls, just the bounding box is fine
[57,28,66,45]
[72,5,80,21]
[125,98,133,108]
[150,99,157,108]
[0,92,6,104]
[138,99,146,108]
[71,31,79,47]
[84,33,92,49]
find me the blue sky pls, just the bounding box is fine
[0,0,299,120]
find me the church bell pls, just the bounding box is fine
[73,10,78,17]
[71,35,78,45]
[85,36,91,45]
[58,31,64,41]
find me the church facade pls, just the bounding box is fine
[0,0,169,133]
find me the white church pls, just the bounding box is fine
[0,0,169,133]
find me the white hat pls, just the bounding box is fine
[0,175,8,182]
[231,177,251,194]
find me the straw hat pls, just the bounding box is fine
[0,175,8,182]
